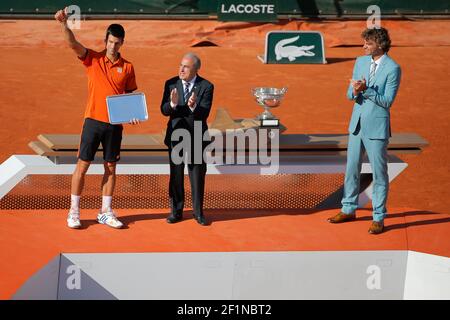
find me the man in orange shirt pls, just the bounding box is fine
[55,8,138,229]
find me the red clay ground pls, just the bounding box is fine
[0,20,449,299]
[0,207,449,299]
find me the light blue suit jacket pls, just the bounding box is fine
[347,54,401,139]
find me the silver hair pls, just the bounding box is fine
[183,52,201,70]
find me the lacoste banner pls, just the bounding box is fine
[263,31,327,64]
[218,0,278,22]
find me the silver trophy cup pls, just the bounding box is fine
[252,87,288,120]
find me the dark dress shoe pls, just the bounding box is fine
[166,213,182,224]
[368,221,384,234]
[194,214,207,226]
[327,212,356,223]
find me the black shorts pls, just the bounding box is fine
[78,118,123,162]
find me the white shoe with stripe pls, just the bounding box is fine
[97,209,123,229]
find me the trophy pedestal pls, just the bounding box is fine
[260,118,279,127]
[257,107,279,127]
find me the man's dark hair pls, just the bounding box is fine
[105,24,125,42]
[362,27,391,53]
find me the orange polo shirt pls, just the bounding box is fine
[79,49,138,123]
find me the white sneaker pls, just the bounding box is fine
[67,209,81,229]
[97,209,123,229]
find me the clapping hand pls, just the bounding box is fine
[170,88,178,108]
[187,91,196,109]
[350,78,367,96]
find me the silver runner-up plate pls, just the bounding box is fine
[106,92,148,125]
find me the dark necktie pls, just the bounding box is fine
[184,82,190,103]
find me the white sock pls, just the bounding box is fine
[70,195,80,211]
[102,196,112,212]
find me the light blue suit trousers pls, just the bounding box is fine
[341,54,401,222]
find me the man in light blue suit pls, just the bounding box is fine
[328,27,401,234]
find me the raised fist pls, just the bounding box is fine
[54,7,68,23]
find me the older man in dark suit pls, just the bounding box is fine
[160,53,214,226]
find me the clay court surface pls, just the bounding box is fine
[0,19,449,298]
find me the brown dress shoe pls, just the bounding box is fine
[327,212,356,223]
[368,221,384,234]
